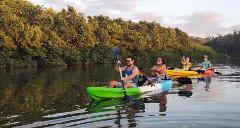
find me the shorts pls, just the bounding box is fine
[116,82,137,88]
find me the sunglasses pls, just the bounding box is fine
[157,59,162,61]
[125,60,131,62]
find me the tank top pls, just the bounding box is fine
[123,66,139,84]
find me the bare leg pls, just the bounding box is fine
[124,82,133,88]
[109,81,118,88]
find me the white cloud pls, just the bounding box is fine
[132,12,163,23]
[30,0,137,20]
[85,0,137,12]
[171,12,239,37]
[29,1,240,37]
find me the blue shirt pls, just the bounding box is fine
[200,61,211,69]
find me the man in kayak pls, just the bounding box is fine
[109,56,139,88]
[181,56,192,70]
[199,55,212,70]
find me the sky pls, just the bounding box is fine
[29,0,240,37]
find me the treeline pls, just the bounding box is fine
[0,0,217,68]
[206,30,240,57]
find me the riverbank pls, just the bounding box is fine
[1,0,218,69]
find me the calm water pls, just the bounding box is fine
[0,61,240,128]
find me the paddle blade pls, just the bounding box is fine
[214,72,222,75]
[113,46,120,60]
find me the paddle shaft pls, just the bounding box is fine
[114,47,127,92]
[118,65,126,88]
[117,59,131,103]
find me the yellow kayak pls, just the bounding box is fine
[167,70,199,76]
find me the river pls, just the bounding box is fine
[0,60,240,128]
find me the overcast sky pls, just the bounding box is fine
[30,0,240,37]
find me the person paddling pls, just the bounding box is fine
[109,55,139,88]
[181,56,192,71]
[199,55,212,70]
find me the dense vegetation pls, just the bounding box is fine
[206,30,240,57]
[0,0,217,68]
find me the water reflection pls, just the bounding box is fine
[197,76,212,92]
[172,77,193,98]
[87,93,168,127]
[0,64,240,128]
[0,66,108,127]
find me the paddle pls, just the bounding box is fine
[192,60,205,74]
[113,46,120,66]
[113,46,131,103]
[226,54,231,60]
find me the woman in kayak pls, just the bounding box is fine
[181,56,192,70]
[149,57,167,83]
[109,55,139,88]
[199,55,212,70]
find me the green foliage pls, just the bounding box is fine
[189,44,217,60]
[0,0,218,68]
[206,30,240,57]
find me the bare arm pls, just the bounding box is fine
[150,66,157,71]
[181,60,186,65]
[208,61,212,68]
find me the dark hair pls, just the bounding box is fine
[157,57,166,65]
[126,55,134,61]
[138,67,144,72]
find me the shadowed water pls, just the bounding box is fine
[0,62,240,128]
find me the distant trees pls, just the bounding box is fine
[0,0,217,68]
[206,30,240,57]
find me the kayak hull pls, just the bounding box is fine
[167,69,214,76]
[87,80,172,100]
[167,70,198,76]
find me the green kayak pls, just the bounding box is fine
[87,80,172,100]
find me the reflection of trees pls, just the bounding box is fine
[0,67,100,124]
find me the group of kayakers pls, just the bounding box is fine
[110,55,213,88]
[181,54,212,70]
